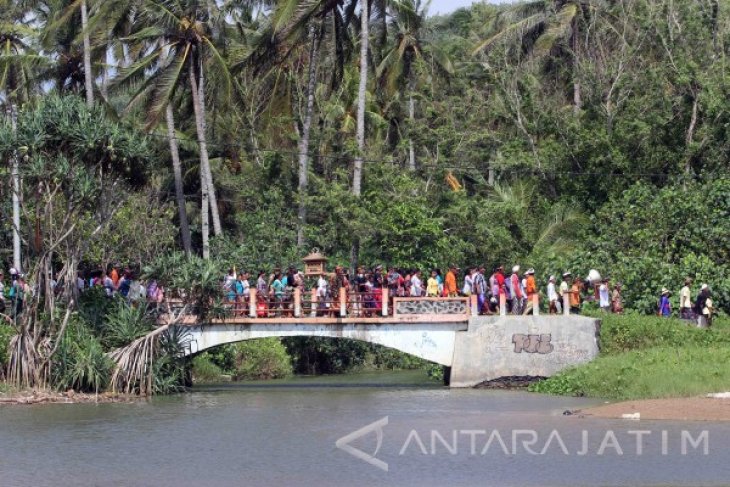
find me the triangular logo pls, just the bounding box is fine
[335,416,389,471]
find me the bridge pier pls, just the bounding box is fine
[449,315,600,387]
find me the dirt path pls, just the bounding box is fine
[580,396,730,421]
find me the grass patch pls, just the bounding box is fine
[530,346,730,400]
[594,312,730,354]
[529,313,730,399]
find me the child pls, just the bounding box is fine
[426,270,439,297]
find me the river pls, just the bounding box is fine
[1,370,728,486]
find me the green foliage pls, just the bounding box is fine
[596,312,730,354]
[535,180,730,314]
[0,324,14,369]
[191,353,225,383]
[426,364,445,382]
[102,300,154,349]
[233,338,292,380]
[205,345,237,374]
[152,326,192,394]
[53,320,113,393]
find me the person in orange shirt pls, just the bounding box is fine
[569,277,583,314]
[522,268,538,315]
[444,265,459,297]
[110,266,120,288]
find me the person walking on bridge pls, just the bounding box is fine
[508,266,523,314]
[547,275,560,314]
[426,270,439,297]
[522,269,537,315]
[474,266,487,315]
[569,276,583,314]
[444,266,459,297]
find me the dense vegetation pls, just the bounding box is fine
[0,0,728,394]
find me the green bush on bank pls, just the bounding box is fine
[52,319,113,393]
[191,354,225,383]
[234,338,292,380]
[0,324,13,371]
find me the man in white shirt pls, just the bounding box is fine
[547,275,560,314]
[599,278,611,312]
[679,278,693,320]
[411,271,423,297]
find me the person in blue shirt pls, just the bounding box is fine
[659,288,672,317]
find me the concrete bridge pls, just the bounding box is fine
[173,296,601,387]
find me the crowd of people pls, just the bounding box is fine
[0,265,159,319]
[0,262,716,327]
[217,264,622,319]
[660,279,715,327]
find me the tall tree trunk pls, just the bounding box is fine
[166,104,192,255]
[297,23,320,249]
[9,105,21,271]
[196,57,223,236]
[571,17,581,115]
[352,0,369,197]
[81,0,94,107]
[350,0,370,271]
[683,89,699,188]
[407,77,416,171]
[189,62,214,258]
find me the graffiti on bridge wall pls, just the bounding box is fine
[512,334,554,354]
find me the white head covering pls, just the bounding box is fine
[512,265,520,273]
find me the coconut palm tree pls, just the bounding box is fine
[473,0,593,113]
[42,0,97,106]
[1,2,47,272]
[248,0,358,248]
[377,0,453,170]
[112,0,233,258]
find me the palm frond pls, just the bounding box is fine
[472,12,545,55]
[533,3,578,56]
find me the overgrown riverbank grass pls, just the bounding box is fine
[530,313,730,399]
[530,346,730,399]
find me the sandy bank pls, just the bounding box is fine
[579,396,730,421]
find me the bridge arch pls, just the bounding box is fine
[178,322,462,366]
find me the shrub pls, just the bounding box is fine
[191,353,225,383]
[234,338,292,380]
[0,324,14,370]
[53,320,113,393]
[102,300,154,349]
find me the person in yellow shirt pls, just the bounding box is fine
[426,270,439,297]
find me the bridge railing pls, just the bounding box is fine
[155,289,574,323]
[159,288,474,321]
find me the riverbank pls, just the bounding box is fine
[0,387,135,405]
[579,395,730,421]
[529,313,730,400]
